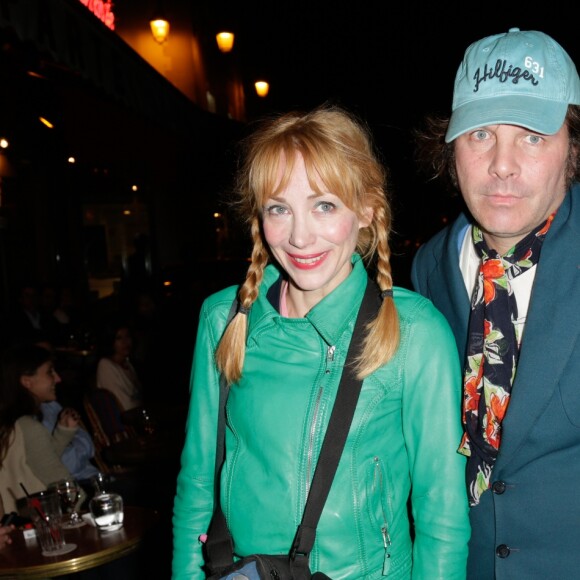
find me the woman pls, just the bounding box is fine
[96,319,144,413]
[0,496,15,549]
[0,345,77,511]
[172,105,470,579]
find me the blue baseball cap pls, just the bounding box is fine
[446,28,580,142]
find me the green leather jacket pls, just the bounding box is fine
[172,255,470,579]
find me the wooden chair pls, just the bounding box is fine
[83,388,138,475]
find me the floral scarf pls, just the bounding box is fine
[458,214,554,506]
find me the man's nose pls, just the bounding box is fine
[488,139,520,180]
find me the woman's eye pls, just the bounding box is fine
[264,205,288,216]
[316,201,336,213]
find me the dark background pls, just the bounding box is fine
[198,2,578,285]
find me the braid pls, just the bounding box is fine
[215,218,269,384]
[355,203,400,378]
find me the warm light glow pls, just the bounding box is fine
[78,0,115,30]
[216,32,235,53]
[123,210,132,216]
[213,212,221,218]
[132,185,138,191]
[68,156,76,163]
[163,280,172,287]
[0,139,8,149]
[150,18,170,44]
[255,81,270,97]
[39,117,54,128]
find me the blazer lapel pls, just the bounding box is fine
[497,187,580,465]
[426,214,472,360]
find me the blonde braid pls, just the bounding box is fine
[215,218,269,384]
[355,205,400,378]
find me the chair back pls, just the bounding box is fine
[83,388,137,474]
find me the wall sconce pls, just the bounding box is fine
[254,81,269,97]
[216,32,235,53]
[150,16,170,44]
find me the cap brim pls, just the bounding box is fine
[445,95,568,142]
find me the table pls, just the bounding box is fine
[0,506,159,579]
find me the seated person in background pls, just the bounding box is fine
[0,344,79,509]
[0,527,13,549]
[1,282,57,350]
[41,401,99,482]
[95,318,144,414]
[34,339,100,483]
[0,496,15,549]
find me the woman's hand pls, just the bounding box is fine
[0,524,14,549]
[58,407,81,429]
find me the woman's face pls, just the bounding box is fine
[20,361,61,403]
[113,327,132,358]
[262,152,372,305]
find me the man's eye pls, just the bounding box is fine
[527,134,542,145]
[474,130,488,140]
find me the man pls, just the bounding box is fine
[411,28,580,579]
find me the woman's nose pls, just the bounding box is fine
[289,216,315,248]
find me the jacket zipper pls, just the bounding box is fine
[373,457,392,575]
[306,345,335,495]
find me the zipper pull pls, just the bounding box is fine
[381,525,391,575]
[325,346,335,373]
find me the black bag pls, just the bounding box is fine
[205,282,381,580]
[206,553,333,580]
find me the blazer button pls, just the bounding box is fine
[492,481,506,494]
[496,544,511,558]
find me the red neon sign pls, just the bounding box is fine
[78,0,115,30]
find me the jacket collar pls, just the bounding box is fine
[248,254,369,346]
[497,183,580,466]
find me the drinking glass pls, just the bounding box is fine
[89,492,124,532]
[27,490,77,556]
[91,472,112,496]
[50,478,86,529]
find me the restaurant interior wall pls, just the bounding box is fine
[0,0,246,318]
[113,0,247,121]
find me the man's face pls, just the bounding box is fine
[454,123,571,255]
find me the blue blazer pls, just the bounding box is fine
[411,184,580,579]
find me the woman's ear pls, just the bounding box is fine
[359,206,374,229]
[19,375,33,391]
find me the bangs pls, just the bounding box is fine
[250,137,362,212]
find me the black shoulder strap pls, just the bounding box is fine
[205,280,382,574]
[205,297,239,574]
[213,297,239,490]
[290,279,381,559]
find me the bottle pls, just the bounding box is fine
[141,408,156,436]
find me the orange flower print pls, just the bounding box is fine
[464,377,479,412]
[483,278,495,303]
[481,259,504,303]
[482,259,504,279]
[484,319,492,337]
[486,416,501,449]
[537,212,555,236]
[490,391,509,422]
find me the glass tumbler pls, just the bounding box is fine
[89,492,124,532]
